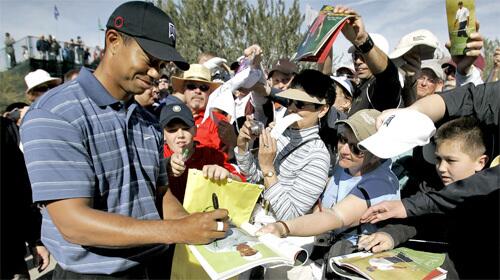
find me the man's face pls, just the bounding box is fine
[111,35,164,97]
[158,78,169,90]
[435,139,484,186]
[183,81,212,114]
[134,87,158,107]
[416,69,442,100]
[337,127,365,170]
[352,51,373,80]
[164,121,195,154]
[270,71,293,90]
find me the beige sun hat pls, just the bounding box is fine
[171,64,222,93]
[24,69,62,93]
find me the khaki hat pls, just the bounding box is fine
[268,58,298,78]
[389,29,438,60]
[275,88,326,105]
[171,64,222,93]
[335,109,381,142]
[24,69,62,93]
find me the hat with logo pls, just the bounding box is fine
[171,64,222,93]
[335,109,381,142]
[24,69,62,93]
[421,59,445,81]
[358,109,436,159]
[159,102,194,128]
[389,29,439,60]
[106,1,189,70]
[268,58,298,79]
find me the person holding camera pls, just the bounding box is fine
[235,69,333,221]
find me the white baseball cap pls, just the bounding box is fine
[358,109,436,159]
[24,69,62,93]
[389,29,439,60]
[348,33,389,55]
[330,76,354,97]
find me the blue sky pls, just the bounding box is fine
[1,0,498,62]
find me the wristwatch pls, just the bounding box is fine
[355,35,374,54]
[264,171,275,178]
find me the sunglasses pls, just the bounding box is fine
[288,99,320,110]
[443,66,456,76]
[352,51,365,62]
[337,134,365,156]
[186,83,210,92]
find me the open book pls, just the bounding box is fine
[292,5,354,63]
[189,222,308,280]
[330,247,447,280]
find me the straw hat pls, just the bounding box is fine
[171,64,221,93]
[24,69,62,93]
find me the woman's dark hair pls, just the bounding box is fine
[290,69,336,105]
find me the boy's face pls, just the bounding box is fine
[435,139,486,186]
[164,121,196,153]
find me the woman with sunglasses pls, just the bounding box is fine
[258,109,400,253]
[236,69,333,221]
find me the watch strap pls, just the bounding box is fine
[355,35,374,54]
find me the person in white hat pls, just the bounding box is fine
[333,6,402,116]
[24,69,61,102]
[416,60,445,100]
[389,29,439,106]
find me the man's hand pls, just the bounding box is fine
[177,209,230,244]
[357,232,395,253]
[452,32,483,75]
[360,200,407,224]
[333,6,368,46]
[243,44,263,68]
[202,165,231,182]
[400,51,421,77]
[169,153,186,177]
[258,127,277,172]
[31,245,50,272]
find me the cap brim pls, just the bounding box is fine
[26,77,62,93]
[275,88,326,105]
[171,76,221,93]
[422,141,437,164]
[136,37,189,71]
[358,133,415,159]
[160,115,194,129]
[388,46,412,59]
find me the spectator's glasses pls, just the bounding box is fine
[417,75,438,84]
[352,51,365,62]
[154,78,169,86]
[186,83,210,92]
[337,134,365,156]
[287,99,321,110]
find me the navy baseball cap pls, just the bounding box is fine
[106,1,189,70]
[159,102,194,128]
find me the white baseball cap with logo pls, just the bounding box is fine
[358,109,436,159]
[389,29,439,60]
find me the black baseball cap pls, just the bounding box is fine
[106,1,189,71]
[159,102,194,128]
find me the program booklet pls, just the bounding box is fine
[446,0,476,55]
[330,247,447,280]
[189,222,308,280]
[292,5,354,63]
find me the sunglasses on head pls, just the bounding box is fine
[287,99,320,110]
[443,66,456,76]
[186,83,210,92]
[337,134,365,156]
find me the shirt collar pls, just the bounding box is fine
[77,67,119,107]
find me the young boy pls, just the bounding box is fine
[160,102,244,203]
[358,116,488,253]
